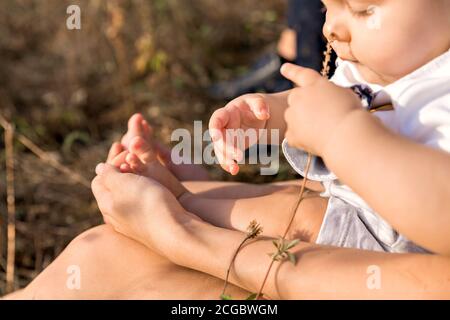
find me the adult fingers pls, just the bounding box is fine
[95,163,126,193]
[91,175,113,215]
[107,142,124,164]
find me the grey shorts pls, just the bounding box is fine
[316,196,430,254]
[282,139,430,254]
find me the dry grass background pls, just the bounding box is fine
[0,0,299,295]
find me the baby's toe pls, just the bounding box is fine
[141,119,154,141]
[130,136,156,163]
[119,163,132,173]
[107,142,124,164]
[128,113,145,139]
[125,153,146,173]
[111,150,129,168]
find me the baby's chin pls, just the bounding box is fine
[337,51,399,86]
[353,62,398,86]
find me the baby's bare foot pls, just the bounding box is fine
[125,136,188,199]
[121,114,152,148]
[121,113,209,181]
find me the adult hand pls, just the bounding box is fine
[91,163,202,259]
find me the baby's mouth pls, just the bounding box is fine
[330,41,358,62]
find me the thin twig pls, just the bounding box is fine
[221,220,262,299]
[1,112,91,292]
[255,43,333,300]
[321,42,333,77]
[5,121,16,293]
[221,235,252,298]
[0,175,3,276]
[15,134,90,188]
[0,113,90,188]
[255,154,313,300]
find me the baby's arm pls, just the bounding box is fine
[322,110,450,255]
[262,90,291,140]
[182,179,324,199]
[179,186,326,242]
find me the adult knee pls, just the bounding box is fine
[64,224,121,264]
[65,224,165,269]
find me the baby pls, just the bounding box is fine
[109,0,450,254]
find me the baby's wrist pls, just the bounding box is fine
[322,109,375,162]
[264,90,291,142]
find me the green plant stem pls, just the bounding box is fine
[221,234,252,298]
[255,153,313,300]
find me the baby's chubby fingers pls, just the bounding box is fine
[235,96,270,121]
[280,63,322,87]
[209,108,243,159]
[208,109,241,173]
[209,108,230,142]
[208,105,240,139]
[214,144,240,175]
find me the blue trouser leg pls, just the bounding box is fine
[287,0,336,74]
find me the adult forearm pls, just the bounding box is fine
[323,110,450,254]
[175,219,298,299]
[176,219,450,299]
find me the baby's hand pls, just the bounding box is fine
[209,93,271,175]
[280,63,364,157]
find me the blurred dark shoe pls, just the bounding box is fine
[208,52,294,101]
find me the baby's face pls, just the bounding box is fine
[322,0,450,85]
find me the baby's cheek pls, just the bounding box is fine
[374,43,424,79]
